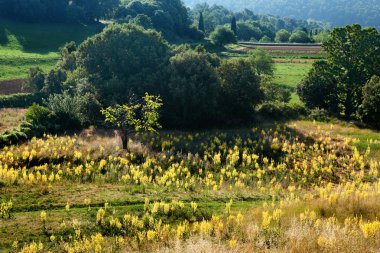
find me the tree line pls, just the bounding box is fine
[183,0,380,30]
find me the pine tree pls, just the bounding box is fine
[198,12,205,32]
[231,16,237,35]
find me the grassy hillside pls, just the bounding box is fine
[0,19,103,81]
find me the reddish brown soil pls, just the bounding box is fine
[0,79,25,95]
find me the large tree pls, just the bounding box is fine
[217,58,263,122]
[298,24,380,119]
[76,24,170,104]
[164,48,220,128]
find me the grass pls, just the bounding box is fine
[0,108,26,133]
[289,120,380,160]
[274,63,313,103]
[0,18,103,81]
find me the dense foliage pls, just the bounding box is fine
[189,3,327,42]
[184,0,380,30]
[298,24,380,124]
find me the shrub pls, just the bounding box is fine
[25,104,55,134]
[0,93,45,108]
[261,78,291,103]
[45,92,101,131]
[308,108,331,122]
[257,102,308,120]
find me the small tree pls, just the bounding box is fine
[275,29,291,43]
[231,16,237,35]
[198,12,205,32]
[101,93,163,150]
[209,26,237,47]
[248,49,274,76]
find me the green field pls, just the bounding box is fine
[0,19,103,81]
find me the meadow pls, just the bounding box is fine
[0,19,102,82]
[1,120,379,252]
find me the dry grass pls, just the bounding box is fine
[0,108,26,133]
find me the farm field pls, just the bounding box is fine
[0,108,26,133]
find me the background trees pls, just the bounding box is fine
[183,0,380,30]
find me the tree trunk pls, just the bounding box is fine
[118,129,129,150]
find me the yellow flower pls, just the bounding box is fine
[229,238,237,249]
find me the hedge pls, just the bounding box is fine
[0,93,45,108]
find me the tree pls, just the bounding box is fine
[129,14,154,29]
[76,24,170,103]
[236,21,262,41]
[198,12,205,32]
[231,16,237,35]
[275,29,291,42]
[297,61,340,115]
[248,49,274,76]
[289,30,311,43]
[209,26,237,46]
[259,35,272,42]
[323,24,380,118]
[217,58,263,122]
[42,69,67,94]
[101,93,163,149]
[164,49,220,128]
[360,76,380,127]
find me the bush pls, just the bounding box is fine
[360,76,380,128]
[248,49,274,76]
[209,26,237,46]
[308,108,331,122]
[25,103,55,134]
[45,91,102,131]
[261,78,291,103]
[0,93,45,108]
[257,102,308,120]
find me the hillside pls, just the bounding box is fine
[183,0,380,29]
[0,18,103,81]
